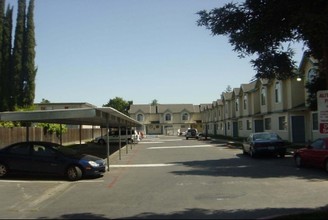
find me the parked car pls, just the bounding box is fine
[242,132,287,158]
[294,138,328,172]
[185,128,199,140]
[94,129,140,144]
[0,141,106,181]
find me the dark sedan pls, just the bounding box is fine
[294,138,328,172]
[0,141,106,181]
[242,132,287,158]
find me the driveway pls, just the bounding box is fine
[0,136,327,219]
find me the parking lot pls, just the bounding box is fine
[1,136,328,219]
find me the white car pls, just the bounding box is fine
[185,128,199,140]
[94,129,140,144]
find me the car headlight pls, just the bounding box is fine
[88,161,100,167]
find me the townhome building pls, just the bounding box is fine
[126,52,323,143]
[200,52,323,143]
[128,104,203,135]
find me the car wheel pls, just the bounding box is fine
[98,139,105,145]
[242,146,247,155]
[250,148,256,158]
[186,137,188,140]
[0,162,8,177]
[67,165,82,181]
[295,155,302,168]
[325,160,328,173]
[279,153,285,158]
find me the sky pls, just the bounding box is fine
[8,0,306,107]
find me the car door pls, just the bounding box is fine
[5,142,34,172]
[30,143,66,174]
[306,139,326,167]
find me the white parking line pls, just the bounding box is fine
[147,144,214,149]
[110,163,177,167]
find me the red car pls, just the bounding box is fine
[294,138,328,172]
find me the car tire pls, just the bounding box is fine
[295,155,302,168]
[325,160,328,173]
[242,146,247,155]
[250,148,256,158]
[98,139,105,145]
[0,162,8,177]
[67,165,83,181]
[279,153,285,158]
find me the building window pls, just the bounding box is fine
[235,99,239,111]
[182,113,189,121]
[137,114,143,122]
[243,94,247,110]
[264,118,271,130]
[165,113,171,121]
[246,120,252,130]
[275,81,282,103]
[261,87,266,105]
[312,113,318,130]
[278,116,286,130]
[238,121,243,130]
[227,122,230,130]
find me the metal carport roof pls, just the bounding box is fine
[0,107,142,171]
[0,107,142,127]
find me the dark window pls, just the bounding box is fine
[8,144,29,155]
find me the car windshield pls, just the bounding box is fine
[253,133,281,141]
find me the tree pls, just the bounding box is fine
[11,0,26,109]
[0,4,14,111]
[0,0,36,111]
[225,85,232,92]
[22,0,36,107]
[197,0,328,104]
[102,97,133,116]
[0,0,5,111]
[41,98,50,104]
[150,99,158,106]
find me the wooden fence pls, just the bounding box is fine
[0,127,105,148]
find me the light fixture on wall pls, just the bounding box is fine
[296,71,303,81]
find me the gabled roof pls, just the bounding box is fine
[240,80,258,93]
[233,88,241,96]
[222,91,233,101]
[129,104,201,114]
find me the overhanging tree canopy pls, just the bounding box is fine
[197,0,328,87]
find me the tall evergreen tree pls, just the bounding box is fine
[1,5,13,111]
[0,0,4,111]
[11,0,26,109]
[22,0,36,107]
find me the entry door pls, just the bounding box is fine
[254,120,264,132]
[292,116,305,143]
[233,122,238,138]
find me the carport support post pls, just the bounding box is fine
[130,126,133,150]
[118,125,122,160]
[60,124,63,145]
[106,115,110,171]
[79,124,82,144]
[25,124,30,142]
[125,122,128,154]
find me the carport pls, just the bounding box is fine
[0,107,142,171]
